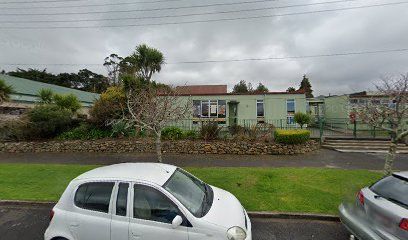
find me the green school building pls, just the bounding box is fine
[173,85,307,129]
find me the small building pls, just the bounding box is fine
[174,85,307,128]
[0,74,99,119]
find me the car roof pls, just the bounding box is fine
[74,163,178,186]
[393,171,408,179]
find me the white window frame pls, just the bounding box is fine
[256,100,264,118]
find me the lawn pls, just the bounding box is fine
[0,164,382,214]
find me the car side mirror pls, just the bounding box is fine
[171,215,183,229]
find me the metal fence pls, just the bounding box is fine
[163,118,392,141]
[317,118,391,139]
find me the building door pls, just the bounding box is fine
[228,101,238,125]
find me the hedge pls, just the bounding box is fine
[274,129,310,144]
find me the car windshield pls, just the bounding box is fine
[370,175,408,208]
[163,169,212,217]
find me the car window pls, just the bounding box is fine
[133,184,180,224]
[163,169,211,217]
[116,183,129,216]
[370,175,408,208]
[74,182,114,213]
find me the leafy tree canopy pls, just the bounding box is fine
[255,82,269,92]
[286,87,296,92]
[232,80,250,93]
[298,75,314,98]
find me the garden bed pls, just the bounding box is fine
[0,139,319,155]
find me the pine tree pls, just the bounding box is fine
[298,75,314,98]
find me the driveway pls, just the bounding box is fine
[0,205,350,240]
[0,149,408,170]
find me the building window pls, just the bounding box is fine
[256,100,264,118]
[287,116,295,124]
[193,100,227,119]
[286,99,295,113]
[218,100,226,118]
[201,100,209,118]
[193,100,201,118]
[286,99,295,125]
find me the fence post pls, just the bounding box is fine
[353,120,357,138]
[373,126,376,138]
[319,118,324,144]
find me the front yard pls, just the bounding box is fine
[0,164,382,214]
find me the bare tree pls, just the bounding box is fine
[103,53,123,85]
[355,73,408,175]
[126,85,191,162]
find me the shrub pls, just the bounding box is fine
[183,130,197,140]
[0,119,30,141]
[200,121,221,141]
[53,93,82,113]
[57,123,111,140]
[0,79,13,104]
[110,119,134,138]
[274,129,310,144]
[89,86,126,127]
[161,127,184,140]
[229,124,245,136]
[26,105,73,139]
[294,112,311,129]
[37,89,54,104]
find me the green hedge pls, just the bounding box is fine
[274,129,310,144]
[57,124,111,140]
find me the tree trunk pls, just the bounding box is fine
[384,139,397,176]
[156,131,162,163]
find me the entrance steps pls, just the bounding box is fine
[322,138,408,154]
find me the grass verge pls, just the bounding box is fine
[0,164,382,214]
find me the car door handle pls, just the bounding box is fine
[69,223,79,227]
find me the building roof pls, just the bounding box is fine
[0,74,100,107]
[175,89,305,96]
[74,163,177,186]
[176,85,228,95]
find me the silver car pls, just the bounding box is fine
[339,172,408,240]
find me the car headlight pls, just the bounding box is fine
[227,226,247,240]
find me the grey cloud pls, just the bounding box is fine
[0,0,407,96]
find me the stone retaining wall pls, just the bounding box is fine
[0,139,319,155]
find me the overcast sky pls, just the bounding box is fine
[0,0,407,96]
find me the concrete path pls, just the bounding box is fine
[0,205,350,240]
[1,149,408,170]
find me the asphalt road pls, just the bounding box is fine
[1,149,408,170]
[0,206,350,240]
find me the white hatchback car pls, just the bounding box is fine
[45,163,252,240]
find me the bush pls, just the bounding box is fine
[89,86,126,126]
[37,88,54,104]
[53,93,82,113]
[229,124,245,136]
[26,105,73,139]
[0,119,30,141]
[294,112,311,129]
[57,123,111,140]
[110,120,135,138]
[161,127,184,140]
[200,121,221,141]
[274,129,310,144]
[183,130,197,140]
